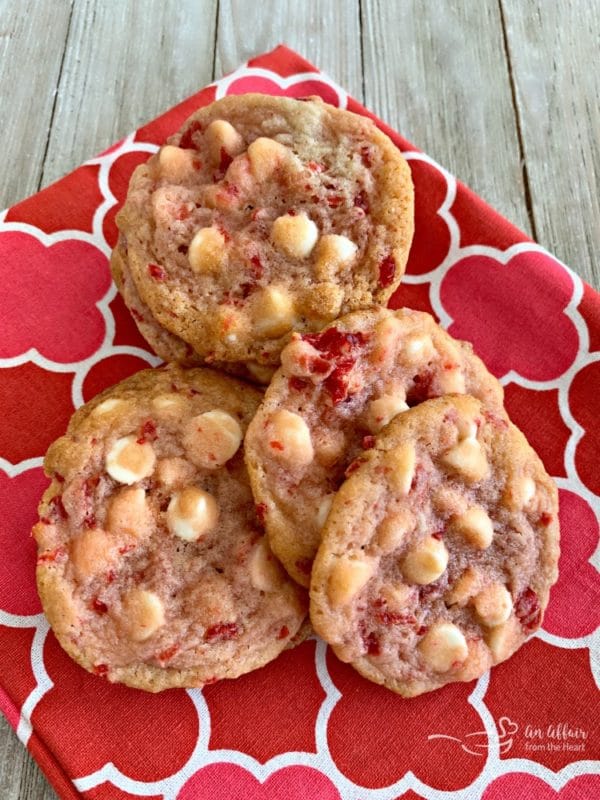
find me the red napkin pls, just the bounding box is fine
[0,45,598,800]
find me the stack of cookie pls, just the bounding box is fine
[33,95,559,696]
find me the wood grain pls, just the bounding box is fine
[0,0,73,206]
[361,0,533,236]
[0,715,56,799]
[501,0,600,285]
[41,0,218,189]
[215,0,363,101]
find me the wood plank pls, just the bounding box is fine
[501,0,600,287]
[0,0,72,207]
[40,0,218,188]
[361,0,533,236]
[215,0,363,102]
[0,716,56,800]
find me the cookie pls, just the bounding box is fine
[111,237,201,366]
[111,238,275,385]
[116,94,414,366]
[33,365,307,692]
[244,307,505,586]
[309,395,560,697]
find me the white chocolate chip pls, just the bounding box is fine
[249,538,283,592]
[183,410,242,469]
[158,145,196,181]
[376,509,414,551]
[106,487,153,541]
[366,392,409,433]
[71,528,119,579]
[418,622,468,672]
[441,437,489,483]
[401,535,449,585]
[188,226,226,273]
[402,334,435,365]
[271,213,319,259]
[456,415,478,441]
[205,119,245,163]
[247,136,296,180]
[445,566,482,606]
[91,398,128,417]
[280,336,330,381]
[151,393,190,420]
[437,366,466,394]
[121,589,165,642]
[451,507,494,549]
[327,555,375,606]
[314,234,357,279]
[167,486,219,541]
[372,315,404,366]
[268,410,314,467]
[485,616,520,662]
[105,435,156,485]
[155,457,196,488]
[316,494,334,529]
[386,441,416,496]
[505,475,537,510]
[253,285,296,337]
[474,583,513,627]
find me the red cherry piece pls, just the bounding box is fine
[269,440,284,451]
[137,419,158,444]
[179,120,203,150]
[92,597,108,614]
[148,263,166,281]
[302,328,368,404]
[362,435,375,450]
[219,147,233,172]
[515,587,542,631]
[360,625,380,656]
[376,610,417,626]
[157,643,179,662]
[289,376,309,392]
[204,622,239,642]
[379,254,396,288]
[353,190,369,213]
[37,547,67,565]
[278,625,289,640]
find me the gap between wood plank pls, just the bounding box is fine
[358,0,366,104]
[37,0,75,192]
[498,0,538,241]
[211,0,220,80]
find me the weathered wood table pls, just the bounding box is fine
[0,1,598,797]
